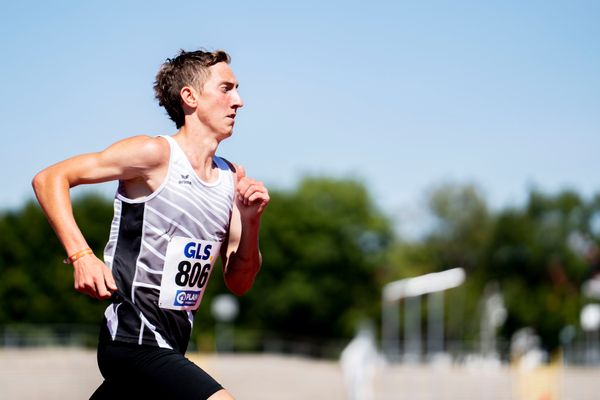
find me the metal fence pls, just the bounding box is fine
[1,323,599,367]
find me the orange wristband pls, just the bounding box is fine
[64,248,94,264]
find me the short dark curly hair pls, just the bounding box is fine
[153,49,231,128]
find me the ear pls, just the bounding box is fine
[180,86,198,108]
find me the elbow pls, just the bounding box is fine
[224,268,258,296]
[229,288,249,297]
[32,167,70,200]
[225,278,254,297]
[223,254,261,296]
[31,170,49,196]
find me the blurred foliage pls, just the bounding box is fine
[387,184,600,351]
[195,177,394,349]
[1,180,599,353]
[0,193,113,326]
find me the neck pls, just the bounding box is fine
[173,125,221,182]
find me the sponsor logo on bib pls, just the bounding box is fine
[175,290,201,307]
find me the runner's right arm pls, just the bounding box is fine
[32,136,168,299]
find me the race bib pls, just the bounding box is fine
[158,236,221,311]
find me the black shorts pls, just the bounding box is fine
[90,341,223,400]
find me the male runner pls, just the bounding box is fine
[32,49,269,399]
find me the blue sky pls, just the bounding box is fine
[1,1,599,236]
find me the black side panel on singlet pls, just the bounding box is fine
[112,202,144,298]
[101,202,146,348]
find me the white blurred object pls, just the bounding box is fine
[517,349,546,372]
[580,303,600,331]
[382,268,465,301]
[211,294,239,322]
[580,303,600,364]
[340,323,381,400]
[511,327,540,358]
[480,283,507,359]
[381,268,465,361]
[510,327,547,371]
[582,278,600,299]
[211,294,239,352]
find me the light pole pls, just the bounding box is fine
[211,294,239,353]
[580,303,600,365]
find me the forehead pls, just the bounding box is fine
[206,62,238,85]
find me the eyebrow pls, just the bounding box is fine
[220,81,239,88]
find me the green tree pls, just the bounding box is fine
[425,183,492,274]
[394,183,493,342]
[0,193,114,325]
[4,179,597,355]
[224,177,393,344]
[484,190,587,351]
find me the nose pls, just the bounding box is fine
[232,89,244,109]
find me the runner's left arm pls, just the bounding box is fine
[221,165,269,296]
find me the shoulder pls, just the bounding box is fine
[117,135,169,153]
[103,135,170,167]
[216,157,241,185]
[217,156,238,173]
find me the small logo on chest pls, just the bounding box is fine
[178,174,192,185]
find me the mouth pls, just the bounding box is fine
[227,113,236,120]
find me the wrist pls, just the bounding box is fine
[241,214,262,229]
[64,248,94,264]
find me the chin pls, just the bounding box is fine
[219,129,234,140]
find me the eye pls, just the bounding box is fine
[220,83,236,93]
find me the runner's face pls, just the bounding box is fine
[196,62,244,138]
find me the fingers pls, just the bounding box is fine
[104,268,118,292]
[234,165,269,215]
[235,164,246,182]
[238,182,266,203]
[237,181,269,210]
[95,280,113,300]
[236,167,264,198]
[73,256,117,300]
[75,275,107,299]
[247,189,270,212]
[248,191,269,203]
